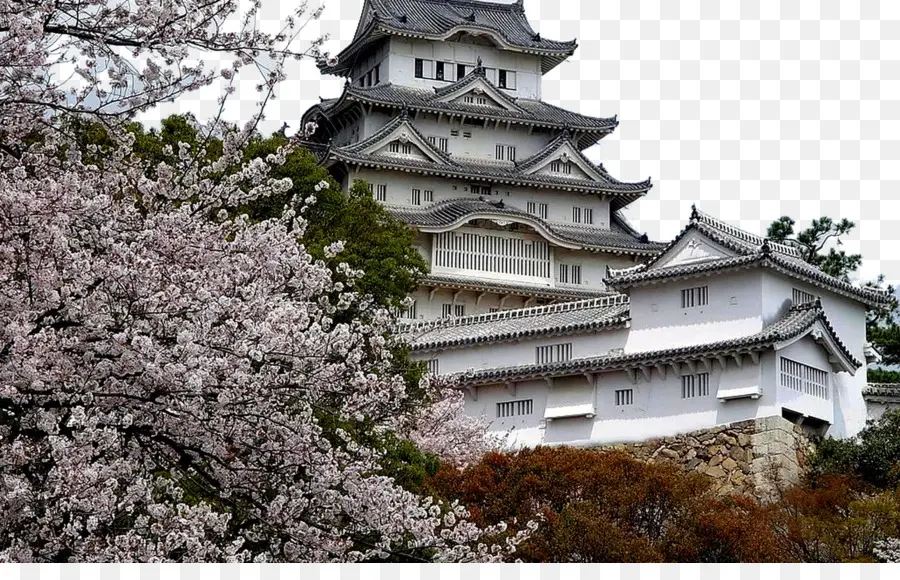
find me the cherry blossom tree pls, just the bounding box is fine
[0,0,519,562]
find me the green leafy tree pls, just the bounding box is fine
[767,215,900,365]
[809,409,900,489]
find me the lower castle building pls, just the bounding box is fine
[402,208,891,445]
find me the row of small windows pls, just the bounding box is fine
[793,288,816,305]
[357,64,381,87]
[535,343,573,364]
[558,263,582,285]
[526,201,548,220]
[681,285,709,309]
[388,141,413,155]
[550,160,572,174]
[410,189,434,205]
[681,373,710,399]
[414,58,517,89]
[497,399,533,418]
[572,207,593,225]
[495,144,517,162]
[441,303,467,318]
[780,358,829,400]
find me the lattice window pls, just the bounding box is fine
[411,189,422,205]
[455,304,466,318]
[497,399,533,418]
[539,203,548,220]
[535,343,573,364]
[433,231,551,280]
[527,201,536,215]
[470,184,491,196]
[681,285,709,308]
[374,184,387,202]
[615,389,634,406]
[389,141,399,153]
[572,207,593,225]
[426,359,439,375]
[780,358,829,399]
[558,264,582,285]
[551,160,572,174]
[681,373,710,399]
[424,190,434,202]
[793,288,816,305]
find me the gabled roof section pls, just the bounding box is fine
[418,273,615,302]
[605,206,892,308]
[341,110,456,166]
[516,131,638,189]
[400,295,630,352]
[864,383,900,402]
[320,0,577,77]
[301,82,618,149]
[453,300,862,387]
[385,198,665,255]
[430,65,524,112]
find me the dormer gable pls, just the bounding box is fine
[347,111,455,166]
[517,135,607,182]
[650,229,738,270]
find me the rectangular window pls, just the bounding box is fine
[572,207,593,225]
[367,183,374,194]
[463,131,472,139]
[527,201,536,215]
[389,141,399,153]
[485,68,497,84]
[411,188,422,205]
[681,373,710,399]
[551,160,572,174]
[495,144,516,161]
[615,389,634,406]
[366,70,372,86]
[457,63,467,79]
[441,304,453,318]
[401,142,412,155]
[496,143,504,160]
[374,64,380,84]
[535,343,573,364]
[539,203,548,220]
[489,308,500,313]
[455,304,466,318]
[507,145,516,162]
[435,61,445,81]
[375,184,387,202]
[470,184,491,196]
[438,137,448,152]
[681,286,709,308]
[427,359,439,375]
[424,190,434,202]
[497,399,534,418]
[415,58,424,78]
[793,288,815,305]
[498,69,507,88]
[395,300,417,320]
[559,264,582,285]
[780,358,829,400]
[450,129,460,137]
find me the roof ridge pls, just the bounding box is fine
[691,207,802,257]
[398,294,629,333]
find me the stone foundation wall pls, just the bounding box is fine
[600,416,816,500]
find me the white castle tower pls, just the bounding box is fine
[302,0,892,448]
[302,0,662,321]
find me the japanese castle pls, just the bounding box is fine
[302,0,893,446]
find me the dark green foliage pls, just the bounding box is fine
[809,409,900,489]
[766,216,862,281]
[868,368,900,384]
[766,215,900,364]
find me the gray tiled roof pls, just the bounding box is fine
[864,383,900,400]
[454,300,862,386]
[302,80,616,146]
[320,0,577,77]
[386,198,665,255]
[316,114,652,207]
[401,295,630,352]
[418,274,617,301]
[606,206,892,307]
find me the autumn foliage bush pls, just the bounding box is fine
[428,447,788,562]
